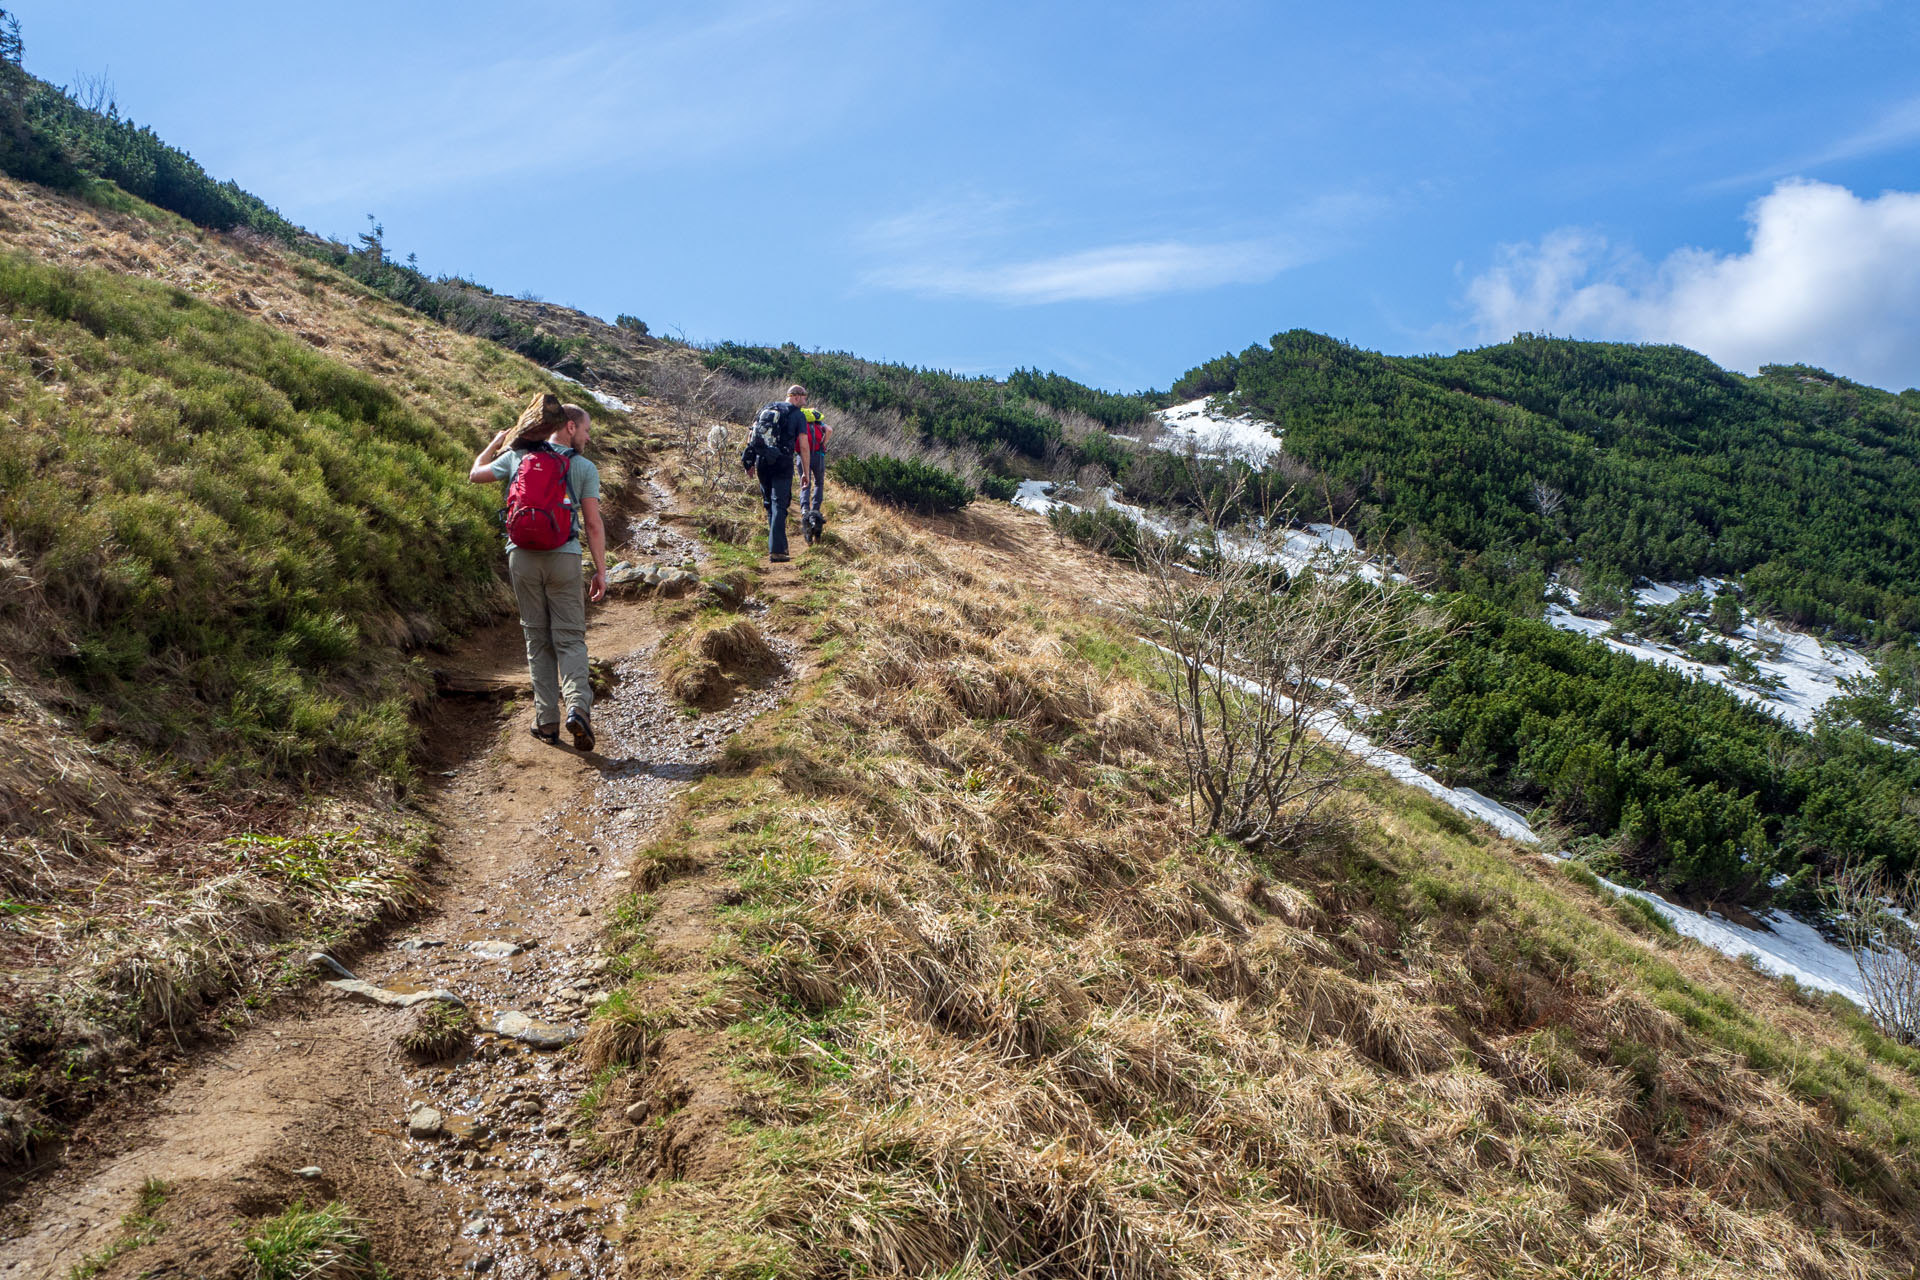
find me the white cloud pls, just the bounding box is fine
[1465,180,1920,390]
[855,187,1365,305]
[866,237,1302,305]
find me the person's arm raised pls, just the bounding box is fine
[469,429,513,483]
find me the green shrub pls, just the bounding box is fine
[1047,502,1159,563]
[978,473,1019,502]
[833,454,973,514]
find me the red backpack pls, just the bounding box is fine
[504,445,575,550]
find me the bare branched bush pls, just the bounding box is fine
[1074,462,1112,494]
[649,356,720,447]
[1828,860,1920,1045]
[1141,479,1448,848]
[1530,477,1566,519]
[705,373,789,427]
[652,357,749,494]
[66,70,116,115]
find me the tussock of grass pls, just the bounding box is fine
[395,1000,473,1061]
[596,488,1920,1278]
[241,1199,380,1280]
[662,616,783,710]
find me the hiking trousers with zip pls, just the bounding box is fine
[508,546,591,728]
[757,457,793,557]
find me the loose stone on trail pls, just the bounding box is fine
[312,952,465,1009]
[408,1106,446,1138]
[485,1011,580,1049]
[467,940,526,959]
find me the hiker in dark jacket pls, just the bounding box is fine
[469,394,606,751]
[744,383,812,563]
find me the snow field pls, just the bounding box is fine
[1545,580,1873,730]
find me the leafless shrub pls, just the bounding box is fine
[1141,480,1449,848]
[1828,860,1920,1045]
[651,357,749,493]
[1530,477,1565,519]
[65,69,116,115]
[705,374,788,427]
[814,403,987,487]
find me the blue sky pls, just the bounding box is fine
[26,1,1920,391]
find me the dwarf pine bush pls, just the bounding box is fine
[832,454,973,514]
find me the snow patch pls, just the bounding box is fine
[1151,397,1284,466]
[543,368,634,414]
[1562,860,1865,1002]
[1544,592,1873,730]
[1013,478,1064,516]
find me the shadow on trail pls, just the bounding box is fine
[588,753,713,784]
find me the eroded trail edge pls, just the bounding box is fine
[3,548,796,1279]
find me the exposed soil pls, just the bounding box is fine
[0,476,792,1279]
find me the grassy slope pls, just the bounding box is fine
[0,172,648,1149]
[584,488,1920,1279]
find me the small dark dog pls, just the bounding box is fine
[802,510,825,544]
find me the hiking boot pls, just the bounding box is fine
[770,552,790,563]
[566,709,595,752]
[531,722,561,746]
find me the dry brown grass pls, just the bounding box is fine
[589,489,1920,1279]
[0,172,645,1148]
[662,618,784,709]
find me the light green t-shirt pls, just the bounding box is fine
[490,446,602,555]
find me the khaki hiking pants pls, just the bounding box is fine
[508,547,591,728]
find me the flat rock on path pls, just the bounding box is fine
[484,1011,580,1049]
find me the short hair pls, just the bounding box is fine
[786,384,808,399]
[561,404,590,430]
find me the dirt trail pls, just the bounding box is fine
[1,481,789,1278]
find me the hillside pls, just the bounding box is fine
[0,169,659,1148]
[1171,331,1920,641]
[3,39,1920,1280]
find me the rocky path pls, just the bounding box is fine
[2,479,789,1278]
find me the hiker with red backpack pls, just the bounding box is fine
[796,406,830,544]
[470,393,607,751]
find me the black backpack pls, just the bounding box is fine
[742,402,794,470]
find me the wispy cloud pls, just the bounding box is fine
[239,1,897,213]
[867,237,1303,305]
[1706,93,1920,192]
[1463,179,1920,390]
[856,188,1379,306]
